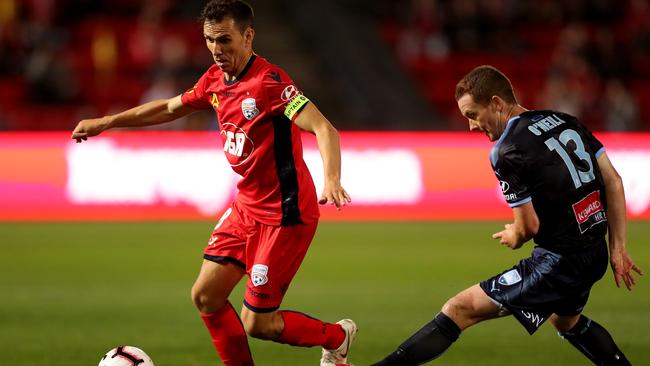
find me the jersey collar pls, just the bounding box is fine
[224,54,257,86]
[490,115,520,167]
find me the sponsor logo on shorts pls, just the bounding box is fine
[504,193,518,201]
[572,190,607,233]
[207,235,218,246]
[490,280,500,292]
[251,264,269,287]
[500,180,510,193]
[498,269,522,286]
[520,310,545,328]
[248,288,270,299]
[213,207,233,231]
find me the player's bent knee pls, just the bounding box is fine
[242,321,270,340]
[241,314,281,340]
[441,287,495,330]
[190,284,226,314]
[549,314,580,333]
[240,309,283,340]
[442,295,471,318]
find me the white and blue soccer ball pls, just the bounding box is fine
[98,346,155,366]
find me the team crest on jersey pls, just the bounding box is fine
[241,98,259,120]
[498,269,522,286]
[251,264,269,287]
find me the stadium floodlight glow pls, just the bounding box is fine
[607,151,650,216]
[2,131,647,221]
[65,139,424,216]
[65,139,238,215]
[304,149,423,204]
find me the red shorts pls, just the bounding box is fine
[204,202,318,312]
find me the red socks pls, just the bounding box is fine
[200,302,254,366]
[201,305,345,365]
[277,311,346,349]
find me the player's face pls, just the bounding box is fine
[457,93,503,141]
[203,18,254,77]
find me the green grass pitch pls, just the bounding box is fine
[1,221,648,365]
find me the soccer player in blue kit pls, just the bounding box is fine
[372,66,643,365]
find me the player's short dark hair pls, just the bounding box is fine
[455,65,517,105]
[200,0,254,33]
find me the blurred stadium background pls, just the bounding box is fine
[1,0,649,365]
[1,0,650,131]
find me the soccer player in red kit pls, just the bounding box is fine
[71,1,356,365]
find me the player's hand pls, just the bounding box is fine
[319,181,351,210]
[610,248,643,290]
[71,117,110,143]
[492,223,523,249]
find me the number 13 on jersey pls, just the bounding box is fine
[545,129,596,189]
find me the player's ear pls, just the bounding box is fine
[489,96,500,112]
[244,27,254,45]
[490,95,504,112]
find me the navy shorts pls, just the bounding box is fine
[480,243,608,334]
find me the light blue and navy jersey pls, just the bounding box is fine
[491,110,607,253]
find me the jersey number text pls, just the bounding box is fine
[544,129,595,189]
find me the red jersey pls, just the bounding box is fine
[181,55,319,226]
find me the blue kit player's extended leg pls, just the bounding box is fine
[371,313,461,366]
[558,315,631,366]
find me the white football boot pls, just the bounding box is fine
[320,319,358,366]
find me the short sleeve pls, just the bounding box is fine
[564,113,605,158]
[181,72,212,110]
[262,67,310,121]
[493,144,532,207]
[580,123,605,158]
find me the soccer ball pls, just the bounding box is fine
[98,346,155,366]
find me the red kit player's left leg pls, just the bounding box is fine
[240,219,357,364]
[277,310,345,349]
[201,302,254,366]
[202,204,357,363]
[192,237,253,366]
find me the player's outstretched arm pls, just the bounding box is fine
[597,152,643,290]
[294,102,351,210]
[71,95,195,142]
[492,202,539,249]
